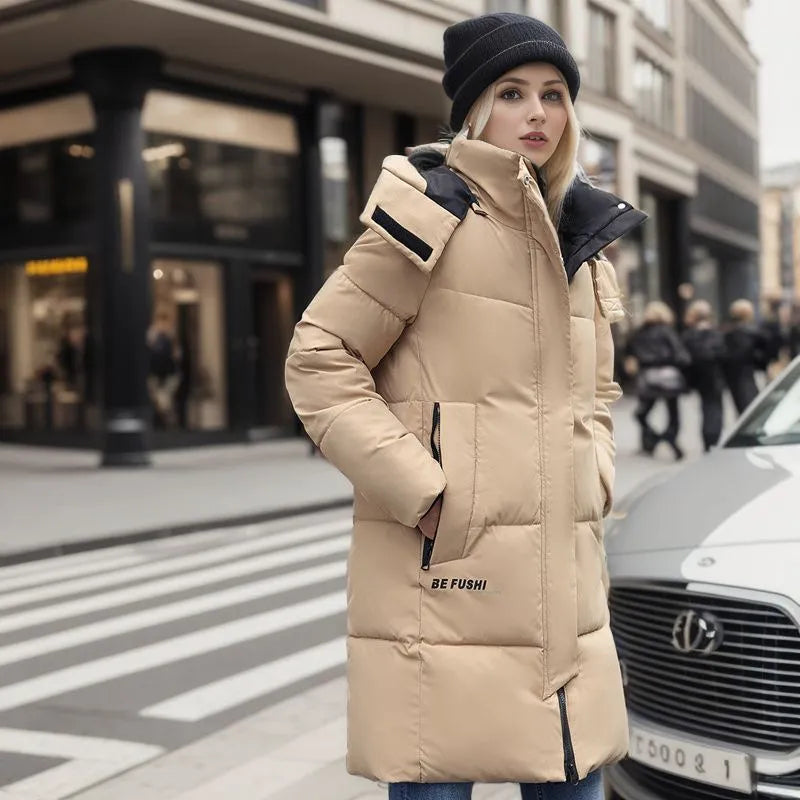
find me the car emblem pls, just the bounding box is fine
[671,610,724,655]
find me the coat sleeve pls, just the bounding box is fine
[285,228,446,528]
[591,258,624,517]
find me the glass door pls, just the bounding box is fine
[250,270,294,429]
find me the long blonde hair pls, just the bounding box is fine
[460,70,582,227]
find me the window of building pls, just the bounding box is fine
[0,258,91,432]
[634,54,674,132]
[0,135,95,230]
[686,5,756,109]
[485,0,526,12]
[541,0,562,30]
[143,91,303,252]
[585,5,616,96]
[579,135,618,194]
[633,0,672,32]
[687,88,757,175]
[148,260,227,431]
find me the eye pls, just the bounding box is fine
[543,90,563,103]
[500,88,522,101]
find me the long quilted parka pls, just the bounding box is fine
[285,135,646,785]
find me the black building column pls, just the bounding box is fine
[74,49,161,466]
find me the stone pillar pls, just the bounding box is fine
[73,49,161,466]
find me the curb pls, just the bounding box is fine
[0,497,354,567]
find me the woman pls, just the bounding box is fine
[286,13,646,799]
[682,300,726,452]
[626,302,690,460]
[723,299,767,414]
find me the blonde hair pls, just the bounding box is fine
[643,301,675,326]
[461,71,581,227]
[729,298,755,323]
[685,299,713,327]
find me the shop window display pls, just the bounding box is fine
[0,259,91,431]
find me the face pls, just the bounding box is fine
[478,62,570,167]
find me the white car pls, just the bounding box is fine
[605,356,800,800]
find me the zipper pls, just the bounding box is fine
[557,687,579,784]
[421,402,441,571]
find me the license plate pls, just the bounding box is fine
[628,723,752,793]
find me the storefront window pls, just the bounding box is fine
[0,134,94,231]
[149,259,227,431]
[579,135,618,194]
[0,258,91,431]
[143,91,302,252]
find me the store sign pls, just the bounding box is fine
[25,257,88,276]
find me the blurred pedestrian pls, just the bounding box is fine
[682,300,725,452]
[286,12,646,799]
[147,310,182,428]
[759,298,787,380]
[789,305,800,360]
[723,299,767,414]
[627,301,690,460]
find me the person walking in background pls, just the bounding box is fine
[682,300,726,452]
[723,299,767,414]
[789,305,800,360]
[627,301,691,460]
[286,12,647,799]
[758,297,787,380]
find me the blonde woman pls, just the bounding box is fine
[723,299,768,413]
[286,13,647,800]
[626,301,690,459]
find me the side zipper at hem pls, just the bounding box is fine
[421,402,441,571]
[557,687,580,784]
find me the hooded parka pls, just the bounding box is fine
[285,136,645,785]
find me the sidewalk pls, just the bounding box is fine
[0,439,352,564]
[0,394,720,564]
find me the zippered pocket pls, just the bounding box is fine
[557,687,580,784]
[421,402,442,570]
[420,401,476,570]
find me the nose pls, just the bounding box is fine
[528,97,546,124]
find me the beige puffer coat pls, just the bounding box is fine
[285,136,638,785]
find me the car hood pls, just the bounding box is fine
[605,444,800,597]
[606,444,800,555]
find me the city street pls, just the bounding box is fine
[0,397,715,800]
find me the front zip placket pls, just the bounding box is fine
[557,687,580,783]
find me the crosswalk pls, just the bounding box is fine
[0,509,352,800]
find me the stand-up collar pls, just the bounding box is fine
[445,136,537,230]
[444,135,648,281]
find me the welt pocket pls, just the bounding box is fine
[421,401,477,569]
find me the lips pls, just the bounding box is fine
[520,131,549,142]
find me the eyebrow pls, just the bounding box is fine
[497,77,565,87]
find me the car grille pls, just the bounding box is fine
[610,583,800,752]
[619,760,754,799]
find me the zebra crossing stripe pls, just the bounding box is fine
[0,551,150,595]
[0,560,347,666]
[0,727,163,800]
[141,637,347,721]
[0,591,346,713]
[0,534,350,635]
[0,518,351,611]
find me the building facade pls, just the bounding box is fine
[761,164,800,310]
[0,0,759,459]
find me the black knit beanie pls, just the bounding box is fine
[443,13,580,132]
